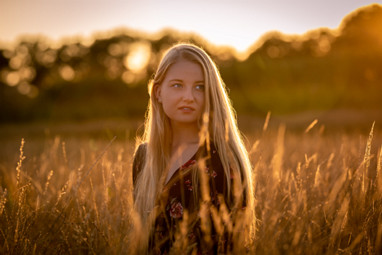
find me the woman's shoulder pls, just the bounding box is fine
[135,142,147,157]
[132,142,147,185]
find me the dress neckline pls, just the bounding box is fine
[164,149,199,186]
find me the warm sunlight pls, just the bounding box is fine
[1,2,382,254]
[123,42,151,73]
[1,0,378,53]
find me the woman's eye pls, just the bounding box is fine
[195,84,205,91]
[172,83,182,88]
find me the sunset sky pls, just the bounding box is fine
[1,0,380,52]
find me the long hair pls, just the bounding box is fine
[133,43,255,247]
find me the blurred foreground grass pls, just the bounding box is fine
[0,119,381,254]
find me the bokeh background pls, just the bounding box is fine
[1,2,382,254]
[1,1,381,137]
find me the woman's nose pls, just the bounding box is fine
[182,87,194,101]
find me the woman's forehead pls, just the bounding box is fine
[164,59,204,81]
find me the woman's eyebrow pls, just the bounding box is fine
[168,79,204,83]
[168,79,183,82]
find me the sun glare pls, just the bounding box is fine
[123,42,151,73]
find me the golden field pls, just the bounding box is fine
[0,119,381,254]
[1,4,381,254]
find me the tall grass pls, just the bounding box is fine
[0,123,381,254]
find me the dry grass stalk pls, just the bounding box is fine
[0,124,381,254]
[305,119,318,133]
[15,138,25,188]
[263,111,271,132]
[376,145,382,197]
[362,121,375,193]
[272,124,285,183]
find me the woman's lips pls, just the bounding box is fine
[178,106,195,112]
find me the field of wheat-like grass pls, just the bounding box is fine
[0,122,381,254]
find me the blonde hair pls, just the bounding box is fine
[133,43,255,248]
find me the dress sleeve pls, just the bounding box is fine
[132,143,146,186]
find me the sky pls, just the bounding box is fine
[1,0,381,52]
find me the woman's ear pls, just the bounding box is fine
[154,84,162,103]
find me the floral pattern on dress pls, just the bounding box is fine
[185,179,193,191]
[205,167,218,178]
[181,159,196,170]
[168,198,183,219]
[210,190,220,206]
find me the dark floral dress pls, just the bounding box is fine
[132,143,234,254]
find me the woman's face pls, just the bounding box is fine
[156,59,205,128]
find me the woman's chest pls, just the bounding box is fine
[160,164,198,220]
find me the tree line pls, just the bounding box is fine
[0,4,381,122]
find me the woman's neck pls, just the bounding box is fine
[170,122,200,151]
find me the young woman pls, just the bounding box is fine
[132,43,255,254]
